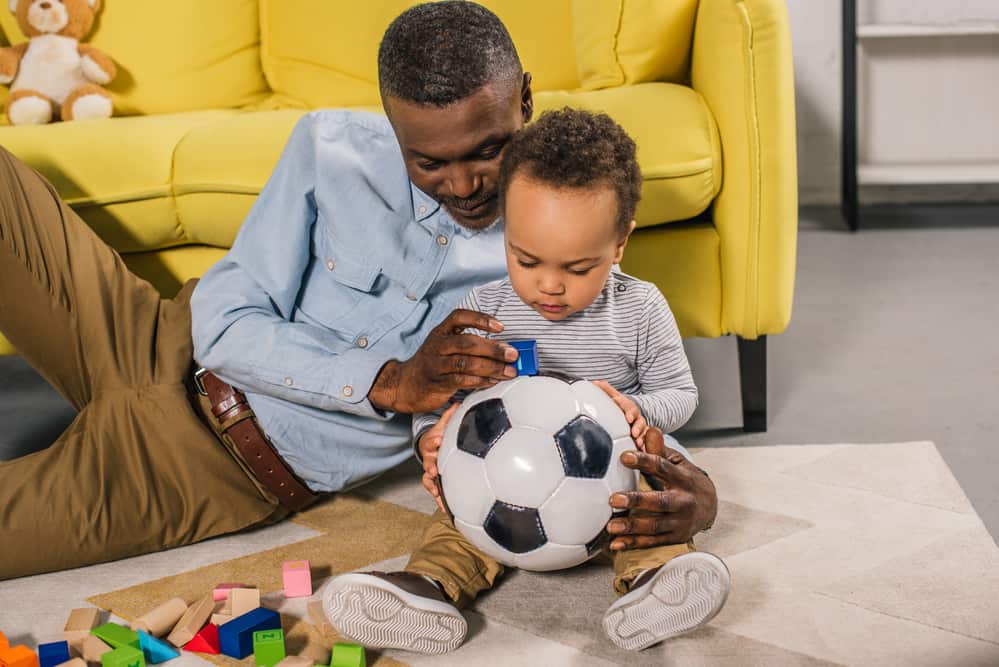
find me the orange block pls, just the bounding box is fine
[0,645,39,667]
[0,632,8,650]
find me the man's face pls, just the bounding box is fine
[385,75,532,230]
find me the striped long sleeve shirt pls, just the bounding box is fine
[413,271,698,441]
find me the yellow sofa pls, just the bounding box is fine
[0,0,797,431]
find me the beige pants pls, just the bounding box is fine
[405,477,695,607]
[0,147,285,580]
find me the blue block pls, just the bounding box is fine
[217,607,281,659]
[137,631,179,664]
[38,641,71,667]
[511,340,538,376]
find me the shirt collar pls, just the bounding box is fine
[409,183,498,238]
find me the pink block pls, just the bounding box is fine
[212,583,250,602]
[282,560,312,598]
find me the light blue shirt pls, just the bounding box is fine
[191,110,508,492]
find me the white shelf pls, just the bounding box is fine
[858,163,999,185]
[858,22,999,38]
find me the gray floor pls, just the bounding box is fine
[2,205,997,545]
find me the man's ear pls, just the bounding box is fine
[520,71,534,123]
[613,220,638,263]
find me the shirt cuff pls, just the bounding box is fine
[325,351,398,421]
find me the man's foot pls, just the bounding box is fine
[603,551,730,651]
[321,571,466,654]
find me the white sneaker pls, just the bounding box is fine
[321,571,467,654]
[603,551,731,651]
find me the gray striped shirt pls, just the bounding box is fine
[413,271,698,440]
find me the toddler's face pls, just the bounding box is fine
[503,174,629,321]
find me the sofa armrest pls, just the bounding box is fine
[691,0,798,338]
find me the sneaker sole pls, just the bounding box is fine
[322,573,467,654]
[603,551,731,651]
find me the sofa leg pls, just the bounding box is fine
[737,336,767,432]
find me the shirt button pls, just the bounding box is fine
[406,293,418,301]
[284,377,293,386]
[418,205,427,215]
[436,235,449,246]
[356,336,368,348]
[326,259,335,271]
[342,385,354,397]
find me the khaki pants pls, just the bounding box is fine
[405,477,695,607]
[0,147,285,580]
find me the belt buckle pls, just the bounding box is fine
[193,367,210,396]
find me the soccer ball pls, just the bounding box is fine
[437,374,638,572]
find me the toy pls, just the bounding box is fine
[510,340,538,376]
[165,594,213,648]
[437,374,638,571]
[79,636,111,663]
[36,642,69,667]
[305,600,334,637]
[90,624,138,650]
[329,643,365,667]
[0,631,6,651]
[182,624,219,655]
[130,599,186,637]
[63,608,101,647]
[135,632,177,664]
[273,657,311,667]
[53,659,85,667]
[0,644,38,667]
[209,613,231,627]
[99,646,143,667]
[228,588,259,617]
[212,583,249,602]
[217,607,280,659]
[282,560,312,598]
[251,629,285,667]
[0,0,116,125]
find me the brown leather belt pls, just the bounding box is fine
[192,368,320,512]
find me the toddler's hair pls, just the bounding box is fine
[498,108,642,238]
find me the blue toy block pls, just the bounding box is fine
[217,607,281,659]
[511,340,538,376]
[38,641,70,667]
[136,631,179,664]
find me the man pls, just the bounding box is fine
[0,1,715,582]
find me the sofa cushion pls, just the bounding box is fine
[0,0,268,116]
[259,0,583,109]
[0,111,238,252]
[535,83,721,226]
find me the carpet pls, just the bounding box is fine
[1,442,997,666]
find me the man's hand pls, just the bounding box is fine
[368,309,518,413]
[418,404,459,513]
[606,427,717,550]
[593,380,649,449]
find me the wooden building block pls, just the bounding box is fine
[297,641,329,667]
[64,609,101,646]
[37,642,69,667]
[282,561,312,598]
[305,601,334,637]
[274,657,313,667]
[165,594,213,648]
[212,583,249,602]
[53,659,86,667]
[91,625,138,650]
[252,629,285,667]
[228,588,260,618]
[329,643,365,667]
[209,614,232,627]
[130,599,187,638]
[217,608,280,659]
[100,646,144,667]
[182,624,219,655]
[80,636,112,664]
[0,645,39,667]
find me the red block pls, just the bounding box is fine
[183,624,220,655]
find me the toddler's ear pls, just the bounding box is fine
[613,220,638,262]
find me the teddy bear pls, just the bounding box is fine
[0,0,116,125]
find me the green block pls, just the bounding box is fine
[92,623,140,649]
[101,645,146,667]
[329,643,365,667]
[252,629,286,667]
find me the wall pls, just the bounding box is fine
[786,0,999,204]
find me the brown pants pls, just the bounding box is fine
[405,476,695,607]
[0,147,284,580]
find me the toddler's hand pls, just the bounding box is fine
[418,403,459,513]
[592,380,649,450]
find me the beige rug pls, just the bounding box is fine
[2,442,997,666]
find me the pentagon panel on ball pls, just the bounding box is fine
[438,375,638,572]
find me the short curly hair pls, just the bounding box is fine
[378,2,522,107]
[498,108,642,238]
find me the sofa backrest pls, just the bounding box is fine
[0,0,269,116]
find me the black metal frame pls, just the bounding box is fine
[737,336,767,433]
[842,0,859,231]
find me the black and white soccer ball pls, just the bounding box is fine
[437,374,639,572]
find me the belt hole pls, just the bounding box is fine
[279,482,285,487]
[290,492,296,497]
[256,453,262,459]
[267,468,273,474]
